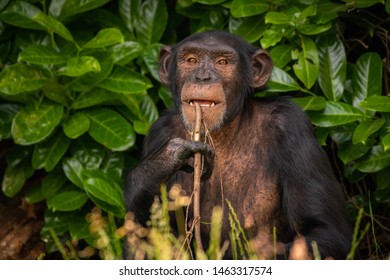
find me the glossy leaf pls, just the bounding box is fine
[158,87,174,109]
[292,96,326,111]
[24,182,45,204]
[269,45,293,69]
[62,157,84,188]
[2,160,34,197]
[266,67,301,92]
[359,96,390,112]
[0,1,43,30]
[265,11,292,25]
[18,45,67,65]
[0,64,48,95]
[68,54,113,91]
[0,104,19,140]
[63,112,91,139]
[83,28,124,49]
[135,0,168,45]
[230,0,269,17]
[194,0,226,4]
[338,141,372,164]
[32,12,74,42]
[382,134,390,151]
[110,41,142,65]
[308,101,367,127]
[41,167,67,199]
[298,23,332,35]
[12,102,64,145]
[139,95,159,124]
[352,52,382,107]
[82,170,125,216]
[58,56,101,77]
[292,37,319,89]
[98,65,152,94]
[70,137,105,170]
[143,43,163,81]
[72,88,116,110]
[119,0,140,33]
[49,0,110,20]
[229,16,267,43]
[48,191,88,211]
[101,152,124,182]
[32,130,71,171]
[315,1,347,24]
[317,34,346,101]
[355,145,390,173]
[86,108,135,151]
[352,119,385,145]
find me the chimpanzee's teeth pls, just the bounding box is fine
[211,102,215,107]
[188,100,216,107]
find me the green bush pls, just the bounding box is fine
[0,0,389,259]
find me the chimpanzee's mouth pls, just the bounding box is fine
[187,100,217,107]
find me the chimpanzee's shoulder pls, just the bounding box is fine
[141,109,186,160]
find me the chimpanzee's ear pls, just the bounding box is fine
[158,46,172,86]
[251,49,273,88]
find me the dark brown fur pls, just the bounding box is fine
[124,31,352,259]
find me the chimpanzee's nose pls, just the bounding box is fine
[195,69,212,82]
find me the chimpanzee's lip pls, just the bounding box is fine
[184,99,219,107]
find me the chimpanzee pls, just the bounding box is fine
[124,30,352,259]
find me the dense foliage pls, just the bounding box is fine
[0,0,389,259]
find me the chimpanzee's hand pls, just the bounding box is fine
[164,138,214,180]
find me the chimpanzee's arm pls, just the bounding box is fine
[124,111,214,225]
[270,100,352,259]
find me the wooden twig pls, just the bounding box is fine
[193,103,204,254]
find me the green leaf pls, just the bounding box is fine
[194,0,226,4]
[308,101,367,127]
[62,157,84,188]
[32,12,74,42]
[72,88,116,110]
[0,104,19,140]
[158,87,174,109]
[63,112,91,139]
[292,37,319,89]
[338,141,372,164]
[143,43,163,81]
[0,64,48,95]
[352,118,385,144]
[32,130,71,172]
[12,102,64,145]
[119,0,140,33]
[49,0,110,20]
[230,0,269,17]
[265,11,292,25]
[359,96,390,112]
[260,25,294,49]
[98,65,152,94]
[82,170,125,216]
[58,56,101,77]
[101,152,124,183]
[266,67,301,92]
[269,45,293,69]
[110,41,142,65]
[2,160,34,197]
[317,34,347,101]
[355,145,390,173]
[48,191,88,211]
[298,23,332,36]
[68,54,113,91]
[86,108,135,151]
[18,45,67,65]
[139,95,159,124]
[382,134,390,151]
[70,137,105,170]
[41,168,67,199]
[83,28,124,49]
[133,121,151,135]
[135,0,168,45]
[314,1,347,24]
[292,96,326,111]
[25,182,45,204]
[387,0,390,13]
[352,52,382,107]
[0,1,43,30]
[229,16,267,43]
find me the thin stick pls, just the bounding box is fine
[193,103,204,254]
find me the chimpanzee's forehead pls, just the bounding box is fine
[176,39,238,55]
